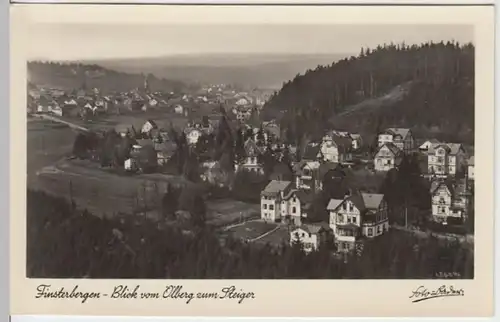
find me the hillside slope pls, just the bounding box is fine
[262,41,475,144]
[27,61,189,94]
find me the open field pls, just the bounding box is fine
[253,225,290,246]
[27,119,77,189]
[206,200,260,227]
[225,220,279,241]
[34,158,193,216]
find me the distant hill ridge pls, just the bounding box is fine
[262,41,475,144]
[27,61,189,94]
[89,53,349,90]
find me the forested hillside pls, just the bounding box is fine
[262,41,475,144]
[27,61,189,93]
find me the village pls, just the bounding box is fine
[27,74,475,256]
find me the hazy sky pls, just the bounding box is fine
[28,24,474,60]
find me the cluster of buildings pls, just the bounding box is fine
[27,77,272,124]
[256,127,474,254]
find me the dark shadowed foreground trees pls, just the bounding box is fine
[27,189,473,279]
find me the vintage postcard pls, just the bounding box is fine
[10,3,494,317]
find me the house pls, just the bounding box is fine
[260,180,301,222]
[236,107,253,122]
[293,190,315,225]
[173,104,184,114]
[149,98,158,107]
[64,98,78,107]
[350,134,363,150]
[115,124,136,138]
[290,223,331,253]
[419,138,440,152]
[235,98,250,106]
[184,127,203,145]
[430,179,469,224]
[467,156,474,181]
[141,120,158,135]
[50,105,64,117]
[252,127,269,146]
[124,158,139,172]
[84,102,98,115]
[155,141,177,166]
[293,160,322,192]
[378,128,414,153]
[320,132,353,163]
[262,121,281,141]
[327,191,389,252]
[374,143,403,172]
[239,138,264,174]
[302,143,322,162]
[427,143,467,177]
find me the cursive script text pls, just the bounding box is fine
[409,285,465,303]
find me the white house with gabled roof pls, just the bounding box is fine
[327,191,389,252]
[260,180,301,222]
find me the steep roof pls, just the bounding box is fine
[298,223,330,235]
[446,143,464,155]
[385,127,410,139]
[327,192,384,212]
[361,193,384,210]
[261,180,292,197]
[244,138,263,156]
[428,143,463,155]
[145,119,158,128]
[376,142,401,156]
[430,180,454,195]
[303,144,321,161]
[327,198,343,211]
[350,133,362,141]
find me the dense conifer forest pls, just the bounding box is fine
[262,41,475,144]
[27,190,473,279]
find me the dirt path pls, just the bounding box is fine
[33,114,90,132]
[248,225,281,242]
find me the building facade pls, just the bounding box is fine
[327,192,389,252]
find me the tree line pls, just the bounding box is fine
[262,41,475,144]
[27,189,473,279]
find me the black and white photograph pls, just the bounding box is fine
[25,21,478,280]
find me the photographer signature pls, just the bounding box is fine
[409,285,465,303]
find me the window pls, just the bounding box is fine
[302,233,305,237]
[368,228,373,236]
[292,207,296,214]
[269,205,274,210]
[263,204,267,209]
[437,157,444,163]
[338,214,343,223]
[293,197,297,203]
[347,216,352,223]
[353,216,357,224]
[342,203,347,211]
[377,225,381,234]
